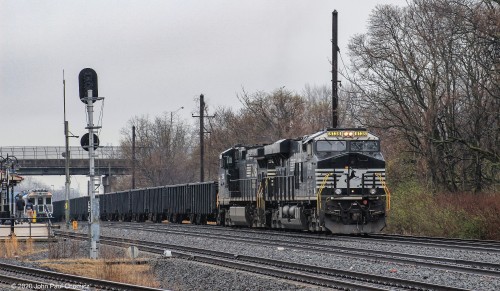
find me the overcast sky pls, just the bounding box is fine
[1,0,404,191]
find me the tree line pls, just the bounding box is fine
[347,0,498,192]
[117,0,498,193]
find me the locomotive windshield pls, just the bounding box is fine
[350,140,379,152]
[316,140,346,152]
[315,139,380,158]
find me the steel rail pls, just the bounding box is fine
[110,221,500,254]
[56,231,470,291]
[0,261,164,291]
[100,222,500,277]
[365,233,500,252]
[0,272,78,290]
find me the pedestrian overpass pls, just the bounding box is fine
[0,146,131,218]
[0,146,129,176]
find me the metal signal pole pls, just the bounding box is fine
[86,89,101,259]
[79,68,103,259]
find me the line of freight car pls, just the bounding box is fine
[53,182,218,225]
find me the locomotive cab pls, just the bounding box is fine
[311,129,387,233]
[23,189,53,219]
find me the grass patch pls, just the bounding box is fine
[41,239,161,288]
[40,258,160,288]
[0,236,37,258]
[386,180,500,240]
[0,237,161,288]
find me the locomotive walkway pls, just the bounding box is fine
[0,146,129,176]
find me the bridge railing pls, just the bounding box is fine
[0,146,124,160]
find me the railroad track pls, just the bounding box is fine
[366,233,500,253]
[56,230,471,290]
[133,221,500,254]
[0,260,163,291]
[100,222,500,278]
[0,272,76,291]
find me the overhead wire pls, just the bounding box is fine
[337,51,357,124]
[82,96,105,156]
[97,98,105,137]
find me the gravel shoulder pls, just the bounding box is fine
[3,222,499,291]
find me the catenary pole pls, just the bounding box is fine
[132,126,136,189]
[332,10,339,128]
[200,94,205,182]
[192,95,214,182]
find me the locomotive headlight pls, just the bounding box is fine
[369,188,377,195]
[334,189,342,195]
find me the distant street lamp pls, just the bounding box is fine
[170,106,184,124]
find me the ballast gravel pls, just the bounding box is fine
[30,223,500,290]
[92,222,500,291]
[1,230,323,290]
[149,258,323,291]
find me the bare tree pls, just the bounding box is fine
[204,87,318,181]
[347,0,499,191]
[302,83,360,130]
[119,113,194,188]
[117,83,380,185]
[236,87,308,142]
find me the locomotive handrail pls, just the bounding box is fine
[256,177,269,209]
[316,173,333,211]
[376,173,391,212]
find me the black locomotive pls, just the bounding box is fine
[54,128,388,234]
[218,128,388,233]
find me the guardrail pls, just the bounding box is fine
[0,217,54,238]
[0,146,123,160]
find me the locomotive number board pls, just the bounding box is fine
[327,131,368,137]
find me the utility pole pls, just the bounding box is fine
[192,94,214,182]
[332,10,339,129]
[63,70,71,229]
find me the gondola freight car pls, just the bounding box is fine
[53,182,217,224]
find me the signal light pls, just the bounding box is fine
[80,133,100,151]
[363,200,368,205]
[78,68,98,103]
